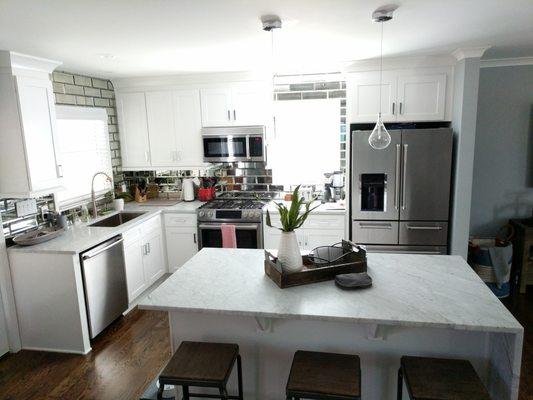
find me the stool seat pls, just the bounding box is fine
[286,350,361,399]
[160,341,238,386]
[400,356,490,400]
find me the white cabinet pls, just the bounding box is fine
[116,92,150,168]
[0,52,63,197]
[118,89,204,169]
[263,213,345,251]
[200,82,270,127]
[123,215,166,303]
[164,213,198,272]
[347,71,447,123]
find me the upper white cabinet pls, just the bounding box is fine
[0,51,63,197]
[117,89,203,169]
[200,82,270,127]
[117,92,151,167]
[347,71,447,123]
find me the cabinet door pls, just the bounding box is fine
[347,71,397,123]
[116,92,151,167]
[396,74,446,121]
[173,90,204,166]
[231,83,270,126]
[146,91,177,167]
[263,225,281,250]
[165,227,198,272]
[200,88,233,127]
[16,76,62,193]
[306,230,345,250]
[124,239,147,303]
[143,229,165,285]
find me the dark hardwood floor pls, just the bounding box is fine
[0,292,532,400]
[0,309,171,400]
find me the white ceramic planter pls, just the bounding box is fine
[277,231,303,273]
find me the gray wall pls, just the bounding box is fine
[470,65,533,236]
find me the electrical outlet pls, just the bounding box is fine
[15,199,37,217]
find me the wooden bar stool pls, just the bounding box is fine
[157,341,243,400]
[397,356,491,400]
[286,350,361,400]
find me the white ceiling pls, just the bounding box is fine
[1,0,532,78]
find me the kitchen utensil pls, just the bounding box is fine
[13,227,64,246]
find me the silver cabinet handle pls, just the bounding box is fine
[246,134,251,159]
[401,144,408,210]
[147,242,151,254]
[399,102,403,115]
[394,144,401,210]
[406,225,443,231]
[233,110,237,120]
[359,223,393,230]
[227,110,231,121]
[193,233,197,244]
[392,102,395,115]
[142,243,147,256]
[57,164,64,178]
[82,237,124,260]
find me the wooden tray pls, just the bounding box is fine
[264,250,367,289]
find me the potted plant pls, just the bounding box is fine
[266,185,320,273]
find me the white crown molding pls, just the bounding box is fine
[452,46,491,61]
[480,56,533,68]
[3,51,62,73]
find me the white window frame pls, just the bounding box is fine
[54,106,113,210]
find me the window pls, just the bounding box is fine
[270,99,340,186]
[54,106,113,209]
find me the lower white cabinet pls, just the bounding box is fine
[123,215,165,303]
[164,213,198,272]
[263,213,345,251]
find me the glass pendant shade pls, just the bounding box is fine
[368,114,391,150]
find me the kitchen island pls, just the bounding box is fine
[139,248,523,400]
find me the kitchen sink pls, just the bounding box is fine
[89,212,147,227]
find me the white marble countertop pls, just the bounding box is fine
[8,200,206,255]
[264,200,346,215]
[139,248,523,334]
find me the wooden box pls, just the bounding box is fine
[264,247,367,289]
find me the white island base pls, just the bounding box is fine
[140,249,523,400]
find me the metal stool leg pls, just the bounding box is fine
[397,367,403,400]
[236,354,244,400]
[156,381,164,400]
[183,385,190,400]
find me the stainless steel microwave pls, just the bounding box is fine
[202,125,266,163]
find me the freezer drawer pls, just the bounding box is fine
[352,220,398,245]
[364,244,447,254]
[399,221,448,246]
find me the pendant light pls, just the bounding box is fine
[368,8,394,150]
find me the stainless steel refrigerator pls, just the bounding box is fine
[351,128,453,254]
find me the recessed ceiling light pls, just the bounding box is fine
[97,53,115,60]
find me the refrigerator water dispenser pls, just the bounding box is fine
[360,173,386,212]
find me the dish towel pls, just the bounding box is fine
[221,224,237,248]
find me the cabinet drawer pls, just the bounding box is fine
[140,215,162,234]
[305,215,345,230]
[399,222,448,246]
[352,221,398,245]
[164,213,197,228]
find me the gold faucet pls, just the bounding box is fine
[91,172,113,218]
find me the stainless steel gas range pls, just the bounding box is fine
[197,191,276,249]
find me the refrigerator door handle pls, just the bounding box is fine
[406,225,443,231]
[401,144,408,210]
[394,144,401,210]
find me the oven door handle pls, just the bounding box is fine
[246,135,251,159]
[198,223,260,230]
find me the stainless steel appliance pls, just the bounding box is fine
[202,125,266,163]
[197,191,275,249]
[351,128,453,254]
[80,235,128,338]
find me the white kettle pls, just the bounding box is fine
[182,178,195,202]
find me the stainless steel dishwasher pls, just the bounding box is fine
[80,235,128,338]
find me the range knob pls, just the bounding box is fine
[198,211,205,217]
[208,211,214,218]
